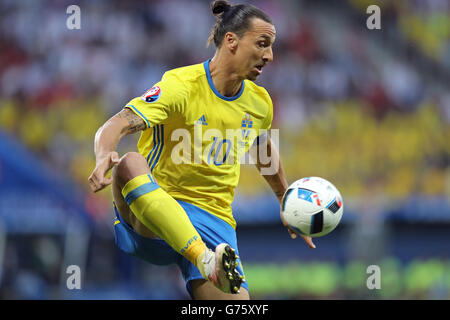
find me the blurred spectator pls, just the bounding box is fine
[0,0,447,206]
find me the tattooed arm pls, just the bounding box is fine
[88,108,146,192]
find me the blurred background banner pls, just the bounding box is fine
[0,0,448,299]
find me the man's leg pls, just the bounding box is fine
[112,152,206,263]
[112,162,158,239]
[111,152,244,294]
[191,280,250,300]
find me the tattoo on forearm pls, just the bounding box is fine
[117,109,146,134]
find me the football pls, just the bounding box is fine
[281,177,344,238]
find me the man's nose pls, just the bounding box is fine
[263,47,273,63]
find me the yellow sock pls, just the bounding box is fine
[122,173,206,265]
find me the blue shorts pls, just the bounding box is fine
[113,200,248,298]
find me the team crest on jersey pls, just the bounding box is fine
[241,113,253,140]
[141,86,161,103]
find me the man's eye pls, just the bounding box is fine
[258,42,266,47]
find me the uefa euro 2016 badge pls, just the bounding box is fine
[141,86,161,103]
[241,113,253,140]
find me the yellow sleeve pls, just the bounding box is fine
[123,72,188,129]
[261,88,273,130]
[252,88,273,147]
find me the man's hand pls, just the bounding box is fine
[279,203,316,249]
[88,151,120,192]
[253,134,316,249]
[88,108,146,193]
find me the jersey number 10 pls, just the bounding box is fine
[207,137,232,165]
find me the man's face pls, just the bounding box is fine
[233,18,276,81]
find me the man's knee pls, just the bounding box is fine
[113,152,149,188]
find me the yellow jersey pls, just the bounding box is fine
[124,59,273,228]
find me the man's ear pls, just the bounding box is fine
[224,32,238,52]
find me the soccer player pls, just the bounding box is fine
[88,0,315,300]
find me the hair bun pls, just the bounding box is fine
[211,0,231,16]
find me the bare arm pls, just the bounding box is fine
[88,108,146,192]
[251,134,316,248]
[94,108,146,159]
[252,136,288,203]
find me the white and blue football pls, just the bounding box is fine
[281,177,344,238]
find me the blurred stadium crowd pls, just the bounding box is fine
[0,0,448,299]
